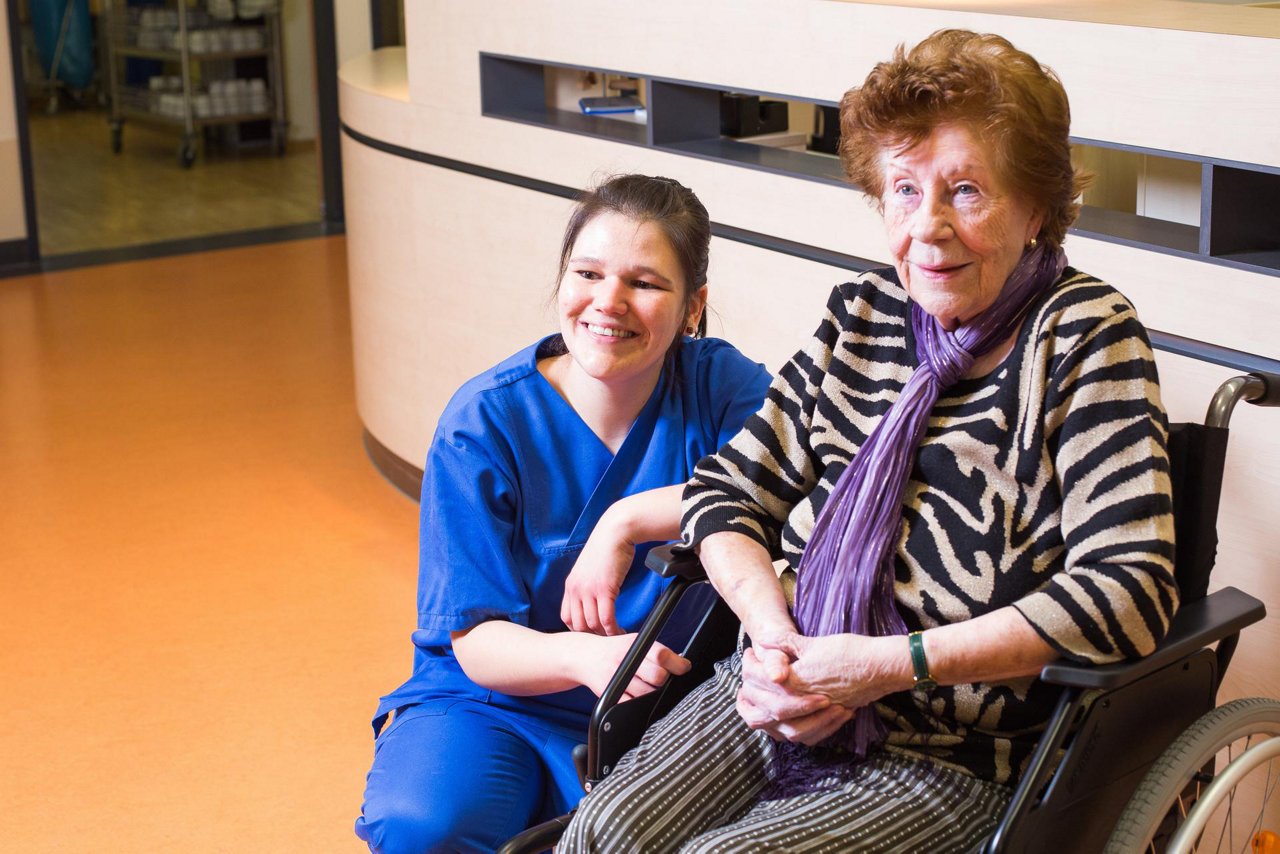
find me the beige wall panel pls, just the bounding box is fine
[406,1,1280,168]
[0,5,26,243]
[334,0,373,67]
[344,142,573,465]
[0,139,25,241]
[0,4,14,142]
[1154,351,1280,704]
[1137,155,1201,228]
[342,136,415,457]
[1065,236,1275,361]
[706,239,852,373]
[338,48,411,143]
[281,0,317,140]
[828,0,1280,37]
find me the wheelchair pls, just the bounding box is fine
[500,372,1280,854]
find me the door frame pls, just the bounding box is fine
[3,0,344,274]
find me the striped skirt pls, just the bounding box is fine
[560,650,1010,853]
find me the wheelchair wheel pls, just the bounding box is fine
[1104,697,1280,853]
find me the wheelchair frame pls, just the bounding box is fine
[499,372,1279,854]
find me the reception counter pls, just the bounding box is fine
[340,1,1280,701]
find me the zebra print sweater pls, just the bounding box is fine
[682,266,1177,784]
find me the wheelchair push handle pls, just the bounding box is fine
[645,542,708,582]
[1205,372,1280,428]
[1245,371,1280,407]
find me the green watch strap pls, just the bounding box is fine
[909,631,936,692]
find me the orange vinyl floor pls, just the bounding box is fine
[0,237,419,852]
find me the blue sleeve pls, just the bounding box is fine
[695,338,772,447]
[415,401,529,639]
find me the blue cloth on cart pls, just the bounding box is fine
[29,0,94,90]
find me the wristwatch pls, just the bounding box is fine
[909,631,936,693]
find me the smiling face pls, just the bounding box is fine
[880,122,1044,331]
[557,210,706,395]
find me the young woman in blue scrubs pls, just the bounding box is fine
[354,175,771,853]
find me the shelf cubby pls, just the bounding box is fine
[479,55,647,147]
[1206,165,1280,273]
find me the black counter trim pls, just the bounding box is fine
[342,123,581,200]
[340,123,1280,378]
[362,427,423,500]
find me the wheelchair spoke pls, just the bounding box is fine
[1187,738,1280,853]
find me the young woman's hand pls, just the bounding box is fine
[561,484,687,636]
[561,513,634,636]
[579,633,692,702]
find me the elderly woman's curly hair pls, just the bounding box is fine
[839,29,1089,248]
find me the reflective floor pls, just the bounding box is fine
[27,105,321,256]
[0,237,416,851]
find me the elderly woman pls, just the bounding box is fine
[560,30,1176,852]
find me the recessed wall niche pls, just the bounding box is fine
[480,53,1280,278]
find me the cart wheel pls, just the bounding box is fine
[178,139,196,168]
[110,122,123,154]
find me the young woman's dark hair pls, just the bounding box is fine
[556,175,711,339]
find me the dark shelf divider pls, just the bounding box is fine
[1207,166,1280,263]
[1074,206,1200,254]
[649,81,720,146]
[479,55,546,117]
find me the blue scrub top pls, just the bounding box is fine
[374,335,770,733]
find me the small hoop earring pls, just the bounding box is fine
[685,326,696,336]
[1028,236,1038,249]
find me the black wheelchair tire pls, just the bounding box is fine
[1103,697,1280,853]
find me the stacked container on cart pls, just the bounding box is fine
[102,0,287,167]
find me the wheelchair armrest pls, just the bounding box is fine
[645,542,708,582]
[1038,586,1265,690]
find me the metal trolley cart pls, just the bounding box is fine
[102,0,287,167]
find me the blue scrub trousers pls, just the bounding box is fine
[354,698,584,854]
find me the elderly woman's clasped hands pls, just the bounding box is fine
[738,632,908,746]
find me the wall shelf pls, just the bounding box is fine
[479,52,1280,279]
[1073,206,1201,255]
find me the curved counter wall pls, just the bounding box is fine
[341,2,1280,707]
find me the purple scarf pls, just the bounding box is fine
[766,243,1066,797]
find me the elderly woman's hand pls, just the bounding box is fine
[780,633,911,710]
[736,643,854,745]
[735,633,912,743]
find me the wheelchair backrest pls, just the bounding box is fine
[1166,422,1230,604]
